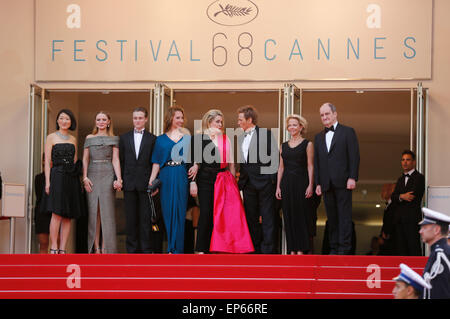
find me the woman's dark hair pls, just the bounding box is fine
[56,109,77,131]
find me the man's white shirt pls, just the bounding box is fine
[134,129,144,159]
[404,168,415,186]
[242,127,256,163]
[325,122,338,152]
[398,168,416,201]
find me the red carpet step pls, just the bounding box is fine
[0,254,426,299]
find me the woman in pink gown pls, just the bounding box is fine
[190,109,254,254]
[210,133,254,253]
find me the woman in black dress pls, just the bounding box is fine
[276,114,314,254]
[188,109,226,254]
[43,109,83,254]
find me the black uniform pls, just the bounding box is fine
[422,238,450,299]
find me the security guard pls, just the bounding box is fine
[392,263,431,299]
[419,207,450,299]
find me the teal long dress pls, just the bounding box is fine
[151,134,190,254]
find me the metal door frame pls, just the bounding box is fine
[27,84,49,253]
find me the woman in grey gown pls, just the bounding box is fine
[82,111,122,253]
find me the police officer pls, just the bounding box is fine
[392,263,431,299]
[419,207,450,299]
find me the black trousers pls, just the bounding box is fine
[243,181,276,254]
[196,180,215,253]
[323,185,353,255]
[124,190,160,253]
[393,222,422,256]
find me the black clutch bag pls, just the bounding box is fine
[147,179,162,232]
[147,179,161,193]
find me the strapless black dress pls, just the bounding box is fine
[42,143,84,219]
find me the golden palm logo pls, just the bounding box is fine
[214,4,252,17]
[207,0,259,26]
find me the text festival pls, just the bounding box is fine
[50,3,419,67]
[50,35,418,67]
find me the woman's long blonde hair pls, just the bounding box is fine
[202,109,224,132]
[91,111,115,136]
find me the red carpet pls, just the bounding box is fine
[0,254,426,299]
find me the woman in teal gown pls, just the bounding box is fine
[150,106,194,254]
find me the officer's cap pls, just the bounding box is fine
[393,263,431,290]
[419,207,450,227]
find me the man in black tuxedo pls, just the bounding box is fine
[237,105,278,254]
[119,107,159,253]
[390,150,425,256]
[314,103,360,255]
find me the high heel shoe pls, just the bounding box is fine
[58,249,66,254]
[50,249,59,254]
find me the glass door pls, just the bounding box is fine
[410,82,427,177]
[415,82,427,179]
[28,84,49,253]
[152,83,173,136]
[280,84,301,143]
[415,82,428,256]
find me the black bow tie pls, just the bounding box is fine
[134,129,144,134]
[325,126,335,133]
[403,173,410,178]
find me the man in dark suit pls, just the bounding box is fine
[390,150,425,256]
[237,105,278,254]
[314,102,360,255]
[119,107,159,253]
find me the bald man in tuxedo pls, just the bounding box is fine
[314,103,360,255]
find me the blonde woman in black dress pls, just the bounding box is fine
[83,111,122,254]
[276,114,314,254]
[43,109,83,254]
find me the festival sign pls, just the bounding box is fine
[35,0,432,81]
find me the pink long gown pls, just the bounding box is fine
[209,134,254,253]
